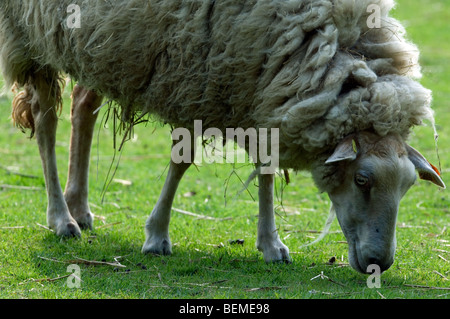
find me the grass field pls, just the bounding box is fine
[0,0,448,300]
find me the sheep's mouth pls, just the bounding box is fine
[347,236,395,274]
[336,224,367,274]
[348,241,366,274]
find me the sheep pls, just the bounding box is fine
[0,0,445,274]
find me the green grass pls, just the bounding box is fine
[0,0,448,299]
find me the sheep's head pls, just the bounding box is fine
[320,131,445,274]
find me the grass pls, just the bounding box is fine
[0,0,448,300]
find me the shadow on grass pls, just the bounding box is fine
[22,228,392,298]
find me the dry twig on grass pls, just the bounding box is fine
[0,226,25,229]
[38,255,126,268]
[310,271,346,287]
[172,207,232,221]
[96,221,123,229]
[18,274,72,286]
[66,257,126,268]
[0,184,43,191]
[403,284,450,290]
[36,223,54,233]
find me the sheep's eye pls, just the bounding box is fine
[355,174,369,187]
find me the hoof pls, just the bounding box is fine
[74,212,94,230]
[257,237,292,263]
[270,247,292,264]
[54,220,82,237]
[65,198,94,231]
[142,237,172,255]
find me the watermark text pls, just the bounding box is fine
[367,264,382,288]
[66,264,82,288]
[171,120,279,174]
[67,4,81,29]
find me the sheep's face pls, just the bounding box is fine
[324,132,445,274]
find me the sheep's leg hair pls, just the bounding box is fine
[30,75,80,236]
[64,85,102,230]
[256,173,291,263]
[142,159,192,255]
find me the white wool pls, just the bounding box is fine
[0,0,435,177]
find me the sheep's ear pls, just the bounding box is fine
[326,136,358,164]
[406,145,446,189]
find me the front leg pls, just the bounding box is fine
[64,85,102,230]
[142,160,191,255]
[256,173,291,263]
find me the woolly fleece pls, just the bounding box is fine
[0,0,434,172]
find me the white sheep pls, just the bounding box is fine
[0,0,445,274]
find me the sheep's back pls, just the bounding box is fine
[0,0,435,170]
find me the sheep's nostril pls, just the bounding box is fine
[368,257,380,266]
[366,257,392,273]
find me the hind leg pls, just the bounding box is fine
[64,85,102,229]
[27,72,81,236]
